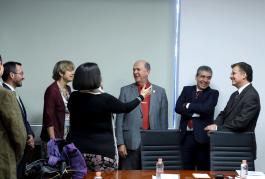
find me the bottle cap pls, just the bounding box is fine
[95,171,102,177]
[158,158,163,162]
[242,160,247,164]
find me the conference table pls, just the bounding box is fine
[84,170,237,179]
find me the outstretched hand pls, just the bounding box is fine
[140,85,152,99]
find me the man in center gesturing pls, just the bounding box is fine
[116,59,168,170]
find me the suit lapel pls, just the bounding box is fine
[239,84,252,99]
[18,96,26,118]
[149,85,155,116]
[191,86,197,100]
[2,83,26,119]
[223,92,239,117]
[2,83,11,90]
[131,84,142,114]
[225,85,252,116]
[231,84,252,108]
[190,85,199,102]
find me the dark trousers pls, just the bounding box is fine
[118,148,141,170]
[17,146,32,179]
[181,131,210,170]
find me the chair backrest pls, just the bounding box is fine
[140,130,182,170]
[210,131,256,171]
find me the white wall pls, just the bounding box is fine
[180,0,265,172]
[1,0,264,172]
[0,0,176,126]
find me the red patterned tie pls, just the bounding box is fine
[187,119,193,129]
[196,90,202,99]
[187,91,202,129]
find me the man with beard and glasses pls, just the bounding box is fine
[2,61,34,179]
[0,56,27,179]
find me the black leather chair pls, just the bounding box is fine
[209,131,256,171]
[140,130,182,170]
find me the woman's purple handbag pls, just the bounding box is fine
[26,139,87,179]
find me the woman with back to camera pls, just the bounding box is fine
[40,60,75,150]
[66,62,151,171]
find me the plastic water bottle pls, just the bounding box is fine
[94,171,103,179]
[156,158,164,179]
[240,160,248,178]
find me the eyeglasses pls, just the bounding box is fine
[13,71,24,76]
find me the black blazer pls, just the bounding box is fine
[175,85,219,143]
[2,83,34,136]
[215,84,260,132]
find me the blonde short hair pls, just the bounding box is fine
[52,60,75,80]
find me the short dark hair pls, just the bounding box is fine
[52,60,75,81]
[73,62,102,90]
[2,61,22,82]
[231,62,253,82]
[196,65,212,76]
[0,55,2,64]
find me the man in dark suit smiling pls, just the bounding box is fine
[205,62,260,133]
[175,66,219,170]
[205,62,260,160]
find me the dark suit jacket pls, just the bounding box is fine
[40,81,71,142]
[214,84,260,132]
[175,85,219,143]
[2,83,34,136]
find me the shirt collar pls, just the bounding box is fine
[238,82,250,94]
[196,86,205,92]
[137,81,151,88]
[3,82,15,91]
[196,88,202,92]
[79,86,104,95]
